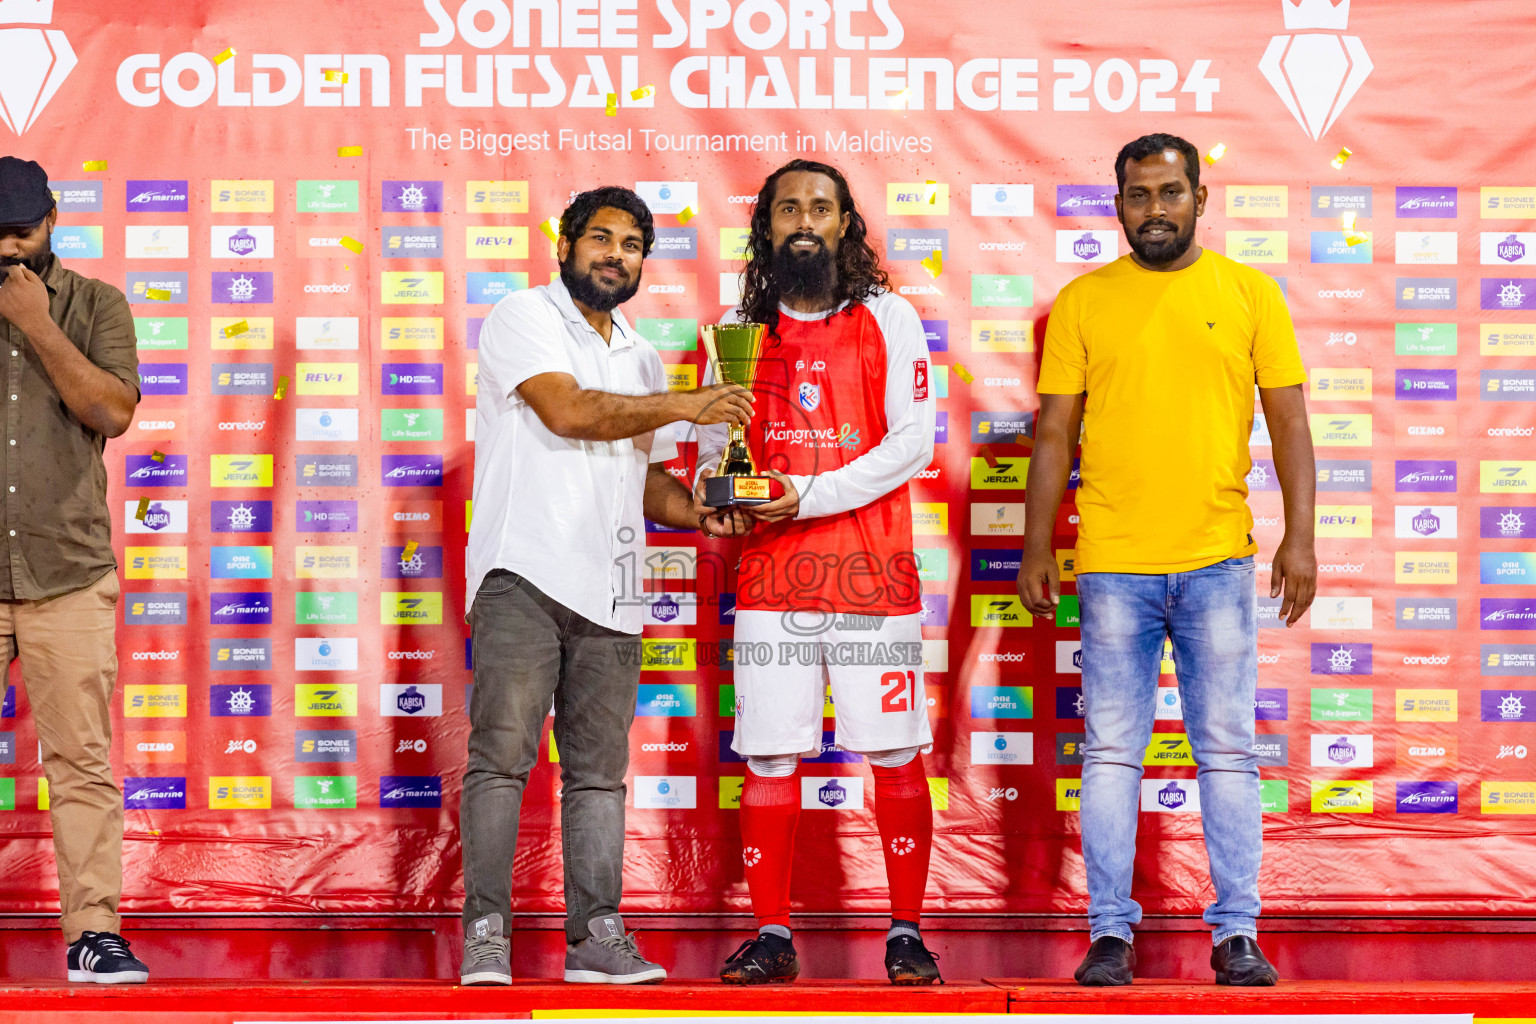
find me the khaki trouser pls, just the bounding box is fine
[0,570,123,941]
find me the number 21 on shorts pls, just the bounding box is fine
[881,670,918,713]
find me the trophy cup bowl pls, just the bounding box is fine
[699,322,778,508]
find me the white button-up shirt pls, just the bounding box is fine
[467,278,677,633]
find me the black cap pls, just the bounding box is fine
[0,157,54,227]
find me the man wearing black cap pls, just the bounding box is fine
[0,157,147,984]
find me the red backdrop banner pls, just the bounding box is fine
[0,0,1533,921]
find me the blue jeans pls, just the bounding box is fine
[1077,556,1261,946]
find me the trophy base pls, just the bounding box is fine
[704,473,779,508]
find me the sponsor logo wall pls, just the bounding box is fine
[0,0,1532,920]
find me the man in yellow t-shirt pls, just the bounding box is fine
[1016,134,1316,988]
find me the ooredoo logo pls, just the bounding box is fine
[1258,0,1373,140]
[0,1,77,135]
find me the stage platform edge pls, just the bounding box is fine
[0,978,1535,1022]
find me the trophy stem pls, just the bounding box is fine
[717,423,756,477]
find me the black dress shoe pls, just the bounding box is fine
[1211,935,1278,986]
[1074,936,1135,987]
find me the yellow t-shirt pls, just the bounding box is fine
[1037,250,1306,574]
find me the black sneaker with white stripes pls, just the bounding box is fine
[67,931,150,984]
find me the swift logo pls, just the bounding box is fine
[0,0,76,135]
[1258,0,1373,140]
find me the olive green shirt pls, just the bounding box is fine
[0,254,139,600]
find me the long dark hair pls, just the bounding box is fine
[737,159,889,334]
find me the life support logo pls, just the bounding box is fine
[1258,0,1373,140]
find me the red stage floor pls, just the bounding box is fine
[0,978,1533,1022]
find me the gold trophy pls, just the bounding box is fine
[700,322,773,507]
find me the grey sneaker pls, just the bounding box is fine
[461,913,511,985]
[564,915,667,984]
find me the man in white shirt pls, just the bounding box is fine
[460,187,752,985]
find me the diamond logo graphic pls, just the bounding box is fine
[1258,0,1373,140]
[0,1,77,135]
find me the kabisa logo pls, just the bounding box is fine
[798,382,821,411]
[0,0,76,135]
[396,685,426,715]
[1157,781,1188,809]
[650,594,679,623]
[1258,0,1373,140]
[1496,234,1527,263]
[224,227,256,256]
[817,779,847,808]
[1072,232,1101,260]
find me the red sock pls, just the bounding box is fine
[871,754,933,924]
[739,766,801,928]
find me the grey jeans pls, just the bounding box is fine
[461,569,641,944]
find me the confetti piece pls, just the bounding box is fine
[1342,211,1357,231]
[221,319,249,338]
[1344,230,1370,247]
[135,497,150,521]
[954,363,975,385]
[214,47,236,65]
[920,249,943,279]
[1204,142,1227,165]
[151,450,165,463]
[979,445,998,469]
[605,92,618,116]
[273,375,289,400]
[144,288,172,301]
[402,540,418,562]
[1331,146,1352,170]
[338,235,364,254]
[82,159,107,172]
[924,180,939,205]
[629,84,655,101]
[323,68,349,83]
[677,206,695,225]
[337,145,363,158]
[538,216,560,243]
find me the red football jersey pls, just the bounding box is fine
[707,292,935,615]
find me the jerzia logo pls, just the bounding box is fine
[0,0,77,135]
[1258,0,1373,140]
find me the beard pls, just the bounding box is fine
[0,231,51,275]
[772,233,836,298]
[1126,218,1195,266]
[560,256,640,312]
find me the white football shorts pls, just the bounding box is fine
[729,608,933,757]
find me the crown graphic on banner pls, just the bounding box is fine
[0,0,54,25]
[1283,0,1350,31]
